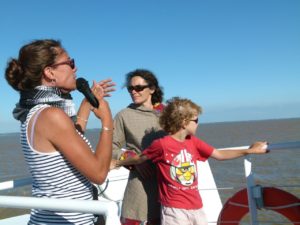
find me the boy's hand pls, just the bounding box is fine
[119,150,137,170]
[249,141,268,154]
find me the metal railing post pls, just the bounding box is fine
[244,155,259,225]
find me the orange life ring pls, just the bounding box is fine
[217,187,300,225]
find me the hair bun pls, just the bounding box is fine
[5,58,24,91]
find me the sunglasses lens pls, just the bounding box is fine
[70,59,75,69]
[135,86,144,92]
[191,118,198,124]
[127,85,149,92]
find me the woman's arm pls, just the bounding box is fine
[39,84,114,184]
[211,141,268,161]
[75,98,91,133]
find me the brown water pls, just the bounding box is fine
[1,118,300,223]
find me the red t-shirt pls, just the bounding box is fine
[143,135,214,209]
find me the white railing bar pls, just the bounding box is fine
[218,141,300,151]
[0,177,31,191]
[0,195,121,225]
[0,195,120,216]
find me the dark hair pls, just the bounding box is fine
[160,97,202,134]
[5,39,64,91]
[125,69,164,105]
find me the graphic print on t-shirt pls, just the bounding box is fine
[170,149,197,186]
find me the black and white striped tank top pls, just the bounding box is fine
[21,104,95,224]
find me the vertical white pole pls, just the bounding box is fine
[244,155,259,225]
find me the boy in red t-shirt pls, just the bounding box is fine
[112,97,268,225]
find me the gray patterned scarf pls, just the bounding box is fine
[13,86,76,123]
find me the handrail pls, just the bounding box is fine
[0,195,121,225]
[244,155,259,225]
[218,141,300,151]
[0,177,31,191]
[0,195,115,214]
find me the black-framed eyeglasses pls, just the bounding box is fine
[127,84,150,93]
[51,58,75,69]
[190,118,198,124]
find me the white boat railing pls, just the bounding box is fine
[0,195,120,224]
[1,141,300,225]
[0,177,31,191]
[213,141,300,225]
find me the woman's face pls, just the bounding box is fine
[50,52,77,92]
[128,76,154,107]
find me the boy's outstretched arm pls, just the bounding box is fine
[116,154,148,167]
[211,141,268,161]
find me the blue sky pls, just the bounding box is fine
[1,0,299,133]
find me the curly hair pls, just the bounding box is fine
[125,69,164,105]
[5,39,64,91]
[159,97,202,134]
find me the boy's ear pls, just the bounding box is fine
[182,119,189,128]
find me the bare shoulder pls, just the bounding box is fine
[29,107,78,152]
[38,107,75,134]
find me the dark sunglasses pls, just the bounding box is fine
[190,118,198,124]
[51,58,75,69]
[127,84,150,92]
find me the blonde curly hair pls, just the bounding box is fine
[159,97,202,134]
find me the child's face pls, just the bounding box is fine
[186,116,199,135]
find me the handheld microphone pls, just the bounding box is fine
[76,77,99,108]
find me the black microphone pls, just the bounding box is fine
[76,77,99,108]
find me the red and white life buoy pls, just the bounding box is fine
[217,187,300,225]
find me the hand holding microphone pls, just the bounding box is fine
[76,77,113,123]
[76,77,99,108]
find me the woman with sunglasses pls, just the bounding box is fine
[112,97,268,225]
[112,69,166,225]
[5,39,114,224]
